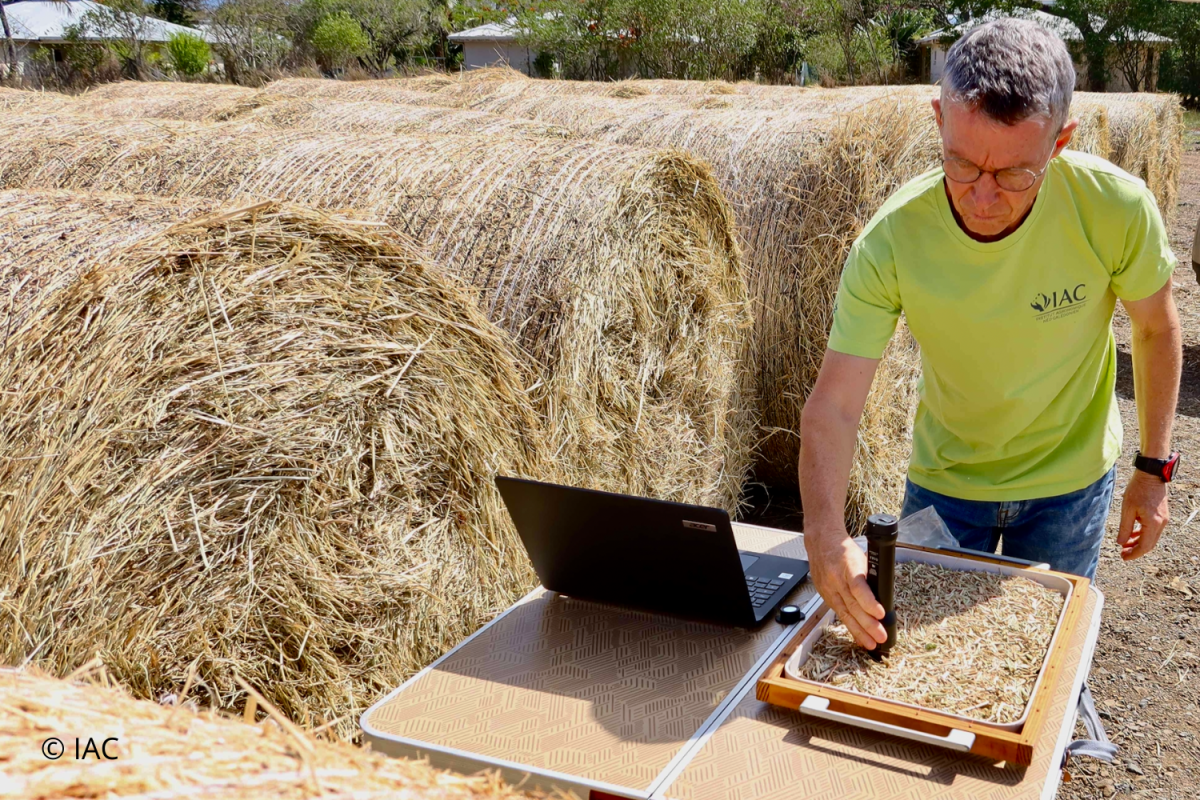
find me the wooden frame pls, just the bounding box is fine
[755,546,1091,766]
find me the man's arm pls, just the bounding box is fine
[799,349,887,649]
[1118,280,1181,560]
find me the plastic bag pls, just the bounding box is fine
[896,505,959,551]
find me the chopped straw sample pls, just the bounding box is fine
[0,668,537,799]
[798,563,1065,724]
[0,116,752,511]
[0,190,546,739]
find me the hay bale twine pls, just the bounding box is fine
[0,189,546,737]
[0,668,535,799]
[0,117,752,510]
[74,81,269,121]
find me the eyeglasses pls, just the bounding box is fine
[942,156,1049,192]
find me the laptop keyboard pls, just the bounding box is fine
[746,575,785,608]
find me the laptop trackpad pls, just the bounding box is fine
[739,553,759,571]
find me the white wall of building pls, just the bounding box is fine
[461,41,532,75]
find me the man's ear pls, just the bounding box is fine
[932,97,943,129]
[1053,118,1079,156]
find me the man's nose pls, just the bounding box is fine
[971,172,1002,206]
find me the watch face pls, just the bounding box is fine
[1164,454,1180,482]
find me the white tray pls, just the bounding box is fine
[783,547,1075,733]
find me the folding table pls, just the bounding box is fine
[362,524,1104,800]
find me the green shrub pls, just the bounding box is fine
[166,31,211,77]
[310,11,371,71]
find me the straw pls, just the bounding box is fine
[0,667,539,799]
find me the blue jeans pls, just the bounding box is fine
[899,467,1116,580]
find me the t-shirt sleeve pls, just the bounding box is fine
[826,237,901,360]
[1110,186,1176,301]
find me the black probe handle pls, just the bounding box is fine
[865,514,899,657]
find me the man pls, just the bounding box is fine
[799,18,1182,651]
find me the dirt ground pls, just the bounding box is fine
[1058,146,1200,799]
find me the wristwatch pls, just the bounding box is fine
[1133,450,1181,483]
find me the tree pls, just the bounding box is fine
[166,30,211,77]
[1,2,18,82]
[210,0,291,84]
[81,0,159,78]
[291,0,435,72]
[310,10,371,71]
[1158,1,1200,106]
[1028,0,1162,92]
[152,0,202,26]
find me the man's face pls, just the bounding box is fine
[934,98,1075,239]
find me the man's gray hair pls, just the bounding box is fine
[942,17,1075,131]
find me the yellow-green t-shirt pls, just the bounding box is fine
[828,150,1175,501]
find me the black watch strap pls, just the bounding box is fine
[1134,450,1180,483]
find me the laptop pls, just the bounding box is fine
[495,477,809,627]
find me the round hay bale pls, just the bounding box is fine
[242,96,573,138]
[0,189,547,737]
[0,118,752,511]
[74,81,268,121]
[0,668,535,799]
[1100,92,1183,218]
[1095,96,1161,194]
[441,86,936,525]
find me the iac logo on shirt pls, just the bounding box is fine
[1030,283,1088,323]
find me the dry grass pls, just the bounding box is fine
[242,97,573,137]
[0,86,75,114]
[0,667,538,799]
[798,563,1065,724]
[0,116,753,511]
[265,77,450,106]
[74,81,270,121]
[0,189,548,738]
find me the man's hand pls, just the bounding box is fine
[1118,470,1169,560]
[806,531,887,649]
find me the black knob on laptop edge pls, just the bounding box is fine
[776,604,804,625]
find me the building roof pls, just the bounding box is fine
[917,8,1170,46]
[3,0,205,44]
[447,21,520,44]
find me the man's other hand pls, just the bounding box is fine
[1118,470,1169,560]
[807,531,887,649]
